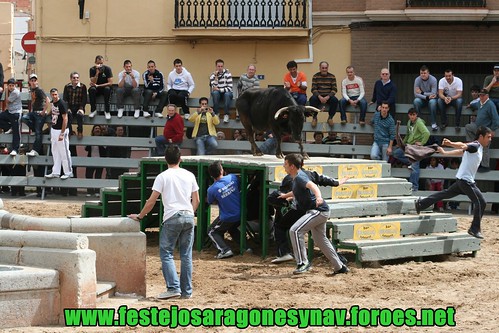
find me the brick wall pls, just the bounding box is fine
[0,0,31,13]
[351,23,499,100]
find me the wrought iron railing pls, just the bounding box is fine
[406,0,486,7]
[174,0,308,29]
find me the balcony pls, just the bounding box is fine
[173,0,309,39]
[406,0,486,7]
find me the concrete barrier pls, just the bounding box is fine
[0,230,96,325]
[1,212,146,298]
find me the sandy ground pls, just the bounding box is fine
[1,198,499,332]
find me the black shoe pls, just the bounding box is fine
[455,126,461,131]
[477,166,490,173]
[334,265,350,274]
[415,197,422,214]
[467,228,484,239]
[441,123,448,129]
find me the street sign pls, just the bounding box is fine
[28,56,36,64]
[21,31,36,53]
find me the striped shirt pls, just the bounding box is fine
[311,72,337,97]
[210,69,233,93]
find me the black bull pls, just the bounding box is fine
[236,87,321,158]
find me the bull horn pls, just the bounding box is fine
[305,106,322,114]
[275,107,289,119]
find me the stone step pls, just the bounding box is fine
[96,281,116,301]
[327,196,419,218]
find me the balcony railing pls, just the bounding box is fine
[406,0,486,7]
[174,0,308,29]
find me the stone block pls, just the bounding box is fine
[21,230,88,250]
[71,217,140,233]
[12,216,72,232]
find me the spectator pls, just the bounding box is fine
[216,131,226,140]
[0,78,22,156]
[237,64,260,95]
[142,60,168,118]
[63,71,87,139]
[437,69,463,130]
[88,55,113,120]
[45,88,73,180]
[467,85,481,107]
[370,68,397,117]
[236,64,260,121]
[116,59,141,119]
[232,129,242,141]
[339,65,368,126]
[311,131,324,144]
[189,97,220,155]
[482,64,499,110]
[207,161,243,259]
[167,58,195,119]
[322,131,341,145]
[309,61,338,127]
[284,60,307,107]
[392,108,430,192]
[107,126,132,179]
[85,125,107,197]
[425,157,445,212]
[466,89,499,172]
[130,145,199,300]
[155,104,184,156]
[22,73,51,157]
[413,65,439,131]
[370,101,395,162]
[210,59,233,123]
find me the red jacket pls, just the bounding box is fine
[163,113,184,143]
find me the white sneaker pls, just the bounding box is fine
[27,150,39,157]
[134,110,140,119]
[143,111,151,118]
[60,173,73,180]
[184,113,190,120]
[104,112,111,120]
[86,193,92,197]
[9,150,17,156]
[223,114,230,123]
[154,112,163,118]
[45,173,59,179]
[117,108,124,118]
[214,249,234,259]
[89,111,97,118]
[271,253,294,264]
[5,129,12,134]
[77,109,85,116]
[95,193,100,197]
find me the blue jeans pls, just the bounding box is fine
[160,211,195,297]
[211,91,233,115]
[370,141,389,162]
[22,112,46,154]
[154,136,182,156]
[413,97,438,126]
[339,96,368,121]
[392,147,420,191]
[290,92,307,106]
[437,97,463,127]
[195,135,218,155]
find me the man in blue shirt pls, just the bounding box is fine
[415,126,493,239]
[207,161,241,259]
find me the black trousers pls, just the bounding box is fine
[419,179,486,233]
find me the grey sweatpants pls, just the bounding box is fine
[289,209,343,271]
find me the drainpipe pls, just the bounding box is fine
[295,0,313,64]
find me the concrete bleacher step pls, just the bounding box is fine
[96,281,116,301]
[331,212,458,240]
[327,196,419,218]
[340,233,481,262]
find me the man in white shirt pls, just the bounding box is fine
[167,58,195,119]
[116,60,141,118]
[437,69,463,130]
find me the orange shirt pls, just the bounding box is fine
[284,72,307,94]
